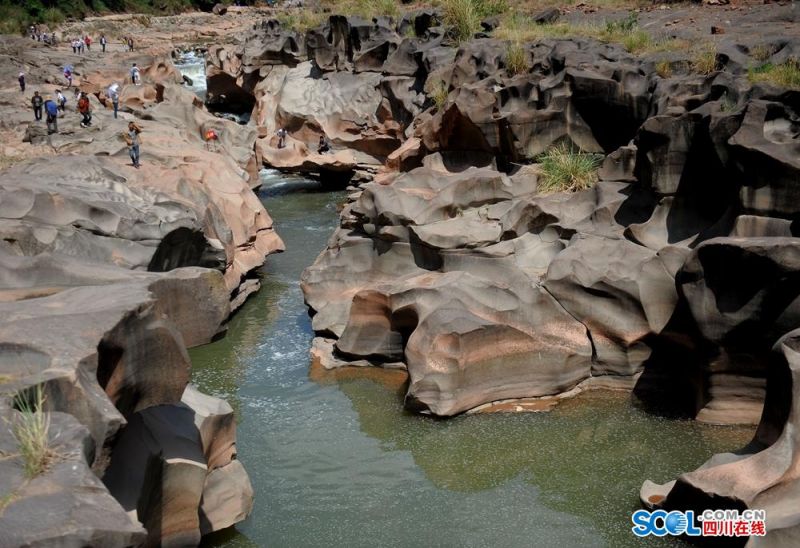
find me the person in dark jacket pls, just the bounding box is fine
[18,72,25,92]
[31,91,43,121]
[77,92,92,127]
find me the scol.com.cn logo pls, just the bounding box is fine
[632,509,767,538]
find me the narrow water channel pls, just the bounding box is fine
[189,170,752,548]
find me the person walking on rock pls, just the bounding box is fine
[85,35,92,52]
[44,97,58,134]
[100,34,107,53]
[130,63,140,85]
[64,66,73,88]
[56,89,66,114]
[78,92,92,128]
[108,83,120,119]
[124,121,142,168]
[31,91,43,121]
[18,72,25,92]
[128,37,134,52]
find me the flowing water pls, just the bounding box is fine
[189,169,753,548]
[176,51,208,100]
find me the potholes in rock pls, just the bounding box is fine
[147,227,225,273]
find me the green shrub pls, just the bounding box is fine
[42,8,65,25]
[12,385,53,479]
[536,143,603,194]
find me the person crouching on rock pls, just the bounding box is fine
[317,134,330,154]
[78,92,92,127]
[31,91,43,121]
[124,121,142,168]
[44,97,58,134]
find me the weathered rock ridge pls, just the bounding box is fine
[285,9,800,544]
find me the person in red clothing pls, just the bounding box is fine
[85,35,92,51]
[77,92,92,127]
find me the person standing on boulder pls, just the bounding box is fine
[124,121,142,168]
[18,72,25,92]
[44,97,58,134]
[31,91,43,121]
[277,127,287,149]
[78,92,92,128]
[130,63,141,85]
[56,89,67,114]
[108,83,120,119]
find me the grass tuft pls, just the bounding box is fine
[317,0,399,21]
[429,80,450,110]
[750,44,774,63]
[655,60,672,79]
[276,9,326,32]
[748,59,800,90]
[441,0,482,43]
[691,45,718,74]
[495,11,685,57]
[505,41,529,75]
[536,142,603,194]
[11,385,53,479]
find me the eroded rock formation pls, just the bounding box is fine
[0,45,277,545]
[290,8,800,543]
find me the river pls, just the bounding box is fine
[172,54,753,548]
[188,170,752,548]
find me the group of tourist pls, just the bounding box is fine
[28,25,56,44]
[70,36,91,54]
[25,82,141,168]
[67,34,116,54]
[275,127,331,154]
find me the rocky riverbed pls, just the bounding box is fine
[2,1,800,546]
[203,2,800,545]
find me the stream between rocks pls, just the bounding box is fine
[187,171,752,548]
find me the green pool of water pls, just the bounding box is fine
[190,171,752,548]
